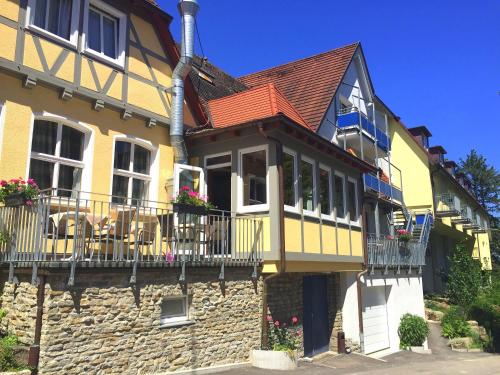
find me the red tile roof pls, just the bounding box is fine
[239,43,359,132]
[208,83,311,129]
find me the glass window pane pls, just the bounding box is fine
[348,180,357,221]
[111,175,128,203]
[29,159,54,191]
[133,145,150,175]
[102,16,116,58]
[88,9,101,52]
[206,154,231,167]
[31,120,58,155]
[57,165,82,197]
[34,0,47,28]
[319,169,331,215]
[47,0,60,35]
[132,179,147,205]
[114,142,131,170]
[301,160,314,212]
[242,150,267,206]
[160,298,186,321]
[335,175,345,219]
[60,126,84,161]
[283,152,296,207]
[179,169,201,194]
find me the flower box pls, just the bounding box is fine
[4,193,26,207]
[250,349,298,371]
[173,203,208,215]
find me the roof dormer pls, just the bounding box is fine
[444,160,458,176]
[408,126,432,149]
[428,145,447,165]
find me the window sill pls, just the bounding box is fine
[160,320,195,329]
[26,24,78,50]
[83,48,125,71]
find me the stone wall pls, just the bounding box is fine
[266,273,342,354]
[1,267,262,374]
[0,274,38,346]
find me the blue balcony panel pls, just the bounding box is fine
[363,173,403,202]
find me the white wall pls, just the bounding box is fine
[341,271,426,355]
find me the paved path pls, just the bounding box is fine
[218,322,500,374]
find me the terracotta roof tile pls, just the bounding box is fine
[208,83,311,129]
[239,43,359,131]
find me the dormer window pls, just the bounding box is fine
[421,135,429,149]
[439,153,445,164]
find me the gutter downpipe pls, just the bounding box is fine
[28,275,46,369]
[171,0,199,164]
[356,201,370,353]
[258,124,286,349]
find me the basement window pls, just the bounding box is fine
[160,296,192,327]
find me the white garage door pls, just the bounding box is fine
[363,286,390,354]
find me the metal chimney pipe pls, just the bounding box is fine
[171,0,199,164]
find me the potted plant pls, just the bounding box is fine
[396,229,412,245]
[0,178,39,207]
[398,313,431,354]
[172,186,213,215]
[251,316,302,371]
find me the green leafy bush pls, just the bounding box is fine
[267,315,302,352]
[441,307,471,339]
[0,334,20,371]
[470,297,500,352]
[447,243,482,308]
[398,314,429,349]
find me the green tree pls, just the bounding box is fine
[458,150,500,215]
[447,243,482,308]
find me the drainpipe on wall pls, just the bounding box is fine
[28,275,46,369]
[170,0,199,165]
[356,204,369,353]
[258,124,286,349]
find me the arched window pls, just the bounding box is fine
[111,140,152,205]
[29,119,86,197]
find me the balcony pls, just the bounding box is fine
[337,109,390,152]
[364,173,403,203]
[435,193,461,217]
[367,234,426,271]
[451,206,472,225]
[0,189,265,286]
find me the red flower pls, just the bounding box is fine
[0,180,6,187]
[274,320,280,327]
[266,315,273,322]
[291,316,298,325]
[180,186,191,191]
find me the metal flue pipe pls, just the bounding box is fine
[171,0,199,164]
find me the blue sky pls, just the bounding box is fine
[158,0,500,168]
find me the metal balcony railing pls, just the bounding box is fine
[364,173,403,203]
[337,108,390,152]
[367,234,426,271]
[0,189,264,285]
[435,193,460,216]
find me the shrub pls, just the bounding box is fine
[441,307,471,339]
[447,243,482,308]
[267,315,302,352]
[469,299,500,352]
[398,314,429,349]
[0,334,20,371]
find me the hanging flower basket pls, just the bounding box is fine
[0,178,39,207]
[172,186,213,215]
[173,203,209,215]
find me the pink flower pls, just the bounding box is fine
[188,191,199,198]
[386,235,394,240]
[25,200,33,206]
[166,251,174,263]
[274,320,280,327]
[296,330,303,337]
[291,316,298,325]
[17,186,22,191]
[266,315,273,322]
[10,178,19,184]
[27,178,35,185]
[0,180,6,187]
[180,186,191,191]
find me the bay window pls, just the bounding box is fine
[29,120,85,197]
[112,141,151,205]
[301,157,315,214]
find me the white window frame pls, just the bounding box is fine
[82,0,127,68]
[319,163,333,220]
[300,155,317,217]
[110,137,157,205]
[26,0,80,48]
[0,102,5,161]
[347,176,360,226]
[27,114,93,196]
[204,151,232,170]
[238,145,269,213]
[159,296,192,328]
[283,147,299,213]
[334,171,347,224]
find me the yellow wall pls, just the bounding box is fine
[472,232,492,270]
[0,71,172,202]
[389,119,433,212]
[0,0,197,126]
[234,215,271,255]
